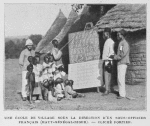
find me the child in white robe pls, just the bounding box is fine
[32,56,43,101]
[53,65,66,101]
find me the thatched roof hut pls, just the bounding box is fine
[57,4,115,73]
[95,4,146,85]
[95,4,146,32]
[40,9,78,53]
[35,10,67,52]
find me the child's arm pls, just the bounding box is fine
[66,86,76,95]
[26,72,30,79]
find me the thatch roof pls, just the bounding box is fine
[40,9,78,53]
[95,4,146,32]
[35,10,67,52]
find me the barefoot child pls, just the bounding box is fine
[26,64,35,103]
[64,80,85,99]
[53,67,65,101]
[32,56,43,101]
[41,55,56,102]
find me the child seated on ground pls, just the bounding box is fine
[64,80,85,99]
[57,64,68,81]
[41,55,57,102]
[26,64,35,103]
[32,56,43,101]
[53,67,65,101]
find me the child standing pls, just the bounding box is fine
[32,56,43,101]
[26,64,35,103]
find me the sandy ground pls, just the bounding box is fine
[4,59,146,110]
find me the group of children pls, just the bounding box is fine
[26,54,84,103]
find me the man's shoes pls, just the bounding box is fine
[117,96,125,99]
[22,97,27,101]
[102,91,110,96]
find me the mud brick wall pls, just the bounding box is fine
[126,39,146,85]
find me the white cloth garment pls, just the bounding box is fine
[42,62,56,81]
[54,83,65,98]
[117,64,127,97]
[19,48,35,71]
[54,73,62,81]
[22,71,28,97]
[33,64,43,82]
[102,38,114,60]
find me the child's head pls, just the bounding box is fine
[43,79,49,89]
[32,57,38,65]
[69,80,74,86]
[55,78,63,85]
[35,55,40,64]
[49,55,54,63]
[28,56,33,64]
[44,55,49,64]
[52,39,59,48]
[64,79,70,86]
[54,67,59,74]
[58,64,64,72]
[27,64,33,72]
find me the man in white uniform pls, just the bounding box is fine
[19,39,35,101]
[102,28,115,96]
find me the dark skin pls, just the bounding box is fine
[52,40,59,48]
[109,32,124,60]
[103,31,114,59]
[44,57,49,64]
[49,55,54,63]
[117,32,124,41]
[35,57,40,64]
[27,67,35,103]
[103,32,110,40]
[42,57,51,72]
[28,56,33,64]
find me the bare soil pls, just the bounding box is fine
[4,59,146,110]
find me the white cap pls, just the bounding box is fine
[25,39,33,46]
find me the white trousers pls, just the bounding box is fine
[22,71,28,97]
[117,64,127,97]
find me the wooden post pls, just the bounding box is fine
[97,87,100,93]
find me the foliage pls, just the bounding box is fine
[5,34,42,59]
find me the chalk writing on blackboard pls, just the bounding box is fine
[69,30,100,64]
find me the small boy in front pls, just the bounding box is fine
[64,80,85,99]
[26,64,35,103]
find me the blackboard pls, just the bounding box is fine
[68,29,100,64]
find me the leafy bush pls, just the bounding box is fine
[5,34,42,59]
